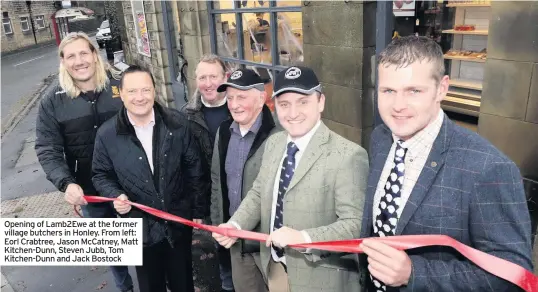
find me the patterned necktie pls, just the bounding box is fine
[273,141,299,258]
[371,140,407,292]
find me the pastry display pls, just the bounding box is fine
[445,49,487,60]
[454,24,476,31]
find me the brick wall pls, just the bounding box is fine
[1,1,57,54]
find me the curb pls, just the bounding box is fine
[1,74,58,138]
[0,272,15,292]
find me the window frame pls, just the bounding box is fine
[35,15,46,29]
[2,17,13,35]
[20,16,30,32]
[208,0,302,77]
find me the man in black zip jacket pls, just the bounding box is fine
[92,65,208,292]
[34,32,133,292]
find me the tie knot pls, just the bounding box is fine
[287,142,299,157]
[394,140,407,162]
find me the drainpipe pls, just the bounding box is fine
[160,1,185,108]
[26,1,37,45]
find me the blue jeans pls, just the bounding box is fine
[81,202,134,292]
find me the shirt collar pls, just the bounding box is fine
[230,110,263,137]
[201,95,227,108]
[393,110,444,158]
[286,120,322,153]
[127,109,155,128]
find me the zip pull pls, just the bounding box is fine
[75,159,78,173]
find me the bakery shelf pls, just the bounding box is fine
[444,55,486,63]
[442,96,480,117]
[447,90,481,102]
[442,29,488,35]
[449,79,483,91]
[446,3,491,7]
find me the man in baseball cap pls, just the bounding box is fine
[214,66,368,292]
[212,68,279,292]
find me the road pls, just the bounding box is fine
[1,43,59,129]
[1,38,108,201]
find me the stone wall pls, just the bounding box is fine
[120,0,178,107]
[301,1,376,148]
[478,1,538,181]
[175,1,211,100]
[1,1,57,54]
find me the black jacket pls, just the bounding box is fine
[92,102,209,245]
[35,78,122,195]
[180,98,231,178]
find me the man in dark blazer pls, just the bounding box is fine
[359,36,533,291]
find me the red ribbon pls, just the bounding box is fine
[82,195,538,291]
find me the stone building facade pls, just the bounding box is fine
[1,1,58,54]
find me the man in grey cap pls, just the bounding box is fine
[211,68,279,292]
[213,66,369,292]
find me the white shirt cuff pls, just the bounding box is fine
[301,230,312,253]
[228,221,241,230]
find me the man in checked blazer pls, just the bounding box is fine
[358,36,534,292]
[213,66,369,292]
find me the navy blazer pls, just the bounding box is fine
[359,115,534,291]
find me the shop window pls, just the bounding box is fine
[209,0,302,110]
[2,17,13,35]
[35,15,46,29]
[20,16,30,32]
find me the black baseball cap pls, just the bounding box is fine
[217,68,265,92]
[272,66,322,98]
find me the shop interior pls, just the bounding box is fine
[392,0,491,132]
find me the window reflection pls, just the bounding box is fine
[276,0,301,7]
[235,0,270,8]
[277,12,303,66]
[243,13,272,64]
[214,13,238,58]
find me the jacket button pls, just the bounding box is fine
[161,199,164,203]
[169,132,172,136]
[139,157,142,160]
[145,180,149,183]
[164,154,167,157]
[94,125,98,129]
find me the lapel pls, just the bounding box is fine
[287,123,330,192]
[360,125,393,238]
[395,115,454,235]
[263,132,287,208]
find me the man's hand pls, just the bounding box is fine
[266,226,305,248]
[212,223,238,249]
[360,239,412,287]
[64,183,87,205]
[113,194,131,215]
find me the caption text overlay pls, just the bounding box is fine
[1,218,143,266]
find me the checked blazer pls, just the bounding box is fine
[359,114,534,291]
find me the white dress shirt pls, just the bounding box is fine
[269,120,321,264]
[372,110,444,225]
[127,109,156,173]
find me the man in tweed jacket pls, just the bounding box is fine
[213,66,369,292]
[358,36,533,291]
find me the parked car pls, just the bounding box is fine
[96,20,111,48]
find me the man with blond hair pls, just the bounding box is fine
[181,54,234,292]
[35,32,133,292]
